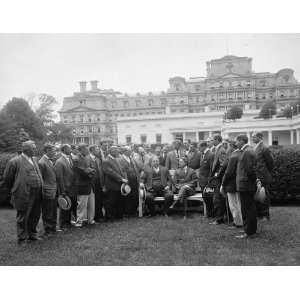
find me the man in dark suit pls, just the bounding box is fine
[87,145,105,222]
[159,146,168,167]
[187,142,201,170]
[38,143,57,235]
[235,134,257,239]
[198,141,214,218]
[119,146,140,217]
[54,144,76,230]
[142,156,174,216]
[103,146,128,220]
[252,132,274,221]
[133,146,151,173]
[165,139,184,170]
[73,144,96,227]
[4,141,43,244]
[173,157,198,218]
[220,142,243,227]
[209,134,227,225]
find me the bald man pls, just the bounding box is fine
[4,141,43,244]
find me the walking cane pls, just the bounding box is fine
[225,196,230,225]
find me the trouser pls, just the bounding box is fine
[59,195,77,228]
[41,189,57,233]
[76,191,95,224]
[227,192,243,226]
[105,190,123,219]
[16,187,41,241]
[201,185,214,218]
[256,184,270,219]
[213,183,226,223]
[122,184,139,216]
[176,185,195,218]
[145,189,174,216]
[94,185,105,221]
[240,191,257,236]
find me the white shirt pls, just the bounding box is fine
[43,154,53,165]
[22,153,34,165]
[153,166,160,174]
[61,153,72,165]
[215,143,222,152]
[254,140,263,151]
[122,154,130,164]
[90,153,96,160]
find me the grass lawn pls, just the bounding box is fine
[0,206,299,265]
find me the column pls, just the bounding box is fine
[183,132,187,142]
[296,129,300,144]
[246,132,251,142]
[290,130,294,145]
[196,132,200,142]
[268,130,272,146]
[208,131,213,137]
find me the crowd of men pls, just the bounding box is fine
[3,131,274,244]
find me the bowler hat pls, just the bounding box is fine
[121,183,131,196]
[58,195,71,211]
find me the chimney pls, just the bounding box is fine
[90,80,98,91]
[79,81,87,93]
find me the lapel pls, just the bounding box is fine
[21,155,33,168]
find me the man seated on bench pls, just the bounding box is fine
[141,156,174,217]
[172,157,198,218]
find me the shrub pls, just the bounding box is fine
[270,147,300,205]
[226,105,243,120]
[0,152,17,206]
[259,101,276,119]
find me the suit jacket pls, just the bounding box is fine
[254,142,274,186]
[38,155,57,199]
[142,165,171,190]
[199,149,213,188]
[54,155,75,197]
[222,150,241,193]
[73,153,95,195]
[210,144,227,180]
[159,153,167,166]
[187,150,201,170]
[133,153,151,172]
[173,167,198,190]
[165,150,184,170]
[86,154,105,191]
[3,155,43,210]
[118,155,140,184]
[103,155,127,191]
[236,145,257,192]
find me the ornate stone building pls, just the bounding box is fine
[59,55,300,144]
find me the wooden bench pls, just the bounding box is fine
[138,192,207,217]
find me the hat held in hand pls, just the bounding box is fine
[121,183,131,196]
[58,194,72,211]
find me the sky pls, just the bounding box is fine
[1,33,300,111]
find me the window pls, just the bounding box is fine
[88,126,92,133]
[97,127,101,133]
[136,100,141,107]
[247,81,251,87]
[195,85,201,92]
[88,115,92,122]
[126,135,132,144]
[72,116,75,123]
[156,134,162,144]
[97,114,100,121]
[80,115,84,122]
[160,98,167,106]
[140,134,147,143]
[123,101,129,108]
[148,99,153,106]
[219,82,223,88]
[84,137,89,144]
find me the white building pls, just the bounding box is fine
[117,108,300,146]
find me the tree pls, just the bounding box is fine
[47,122,73,143]
[1,97,46,141]
[226,105,243,120]
[35,94,57,126]
[259,101,277,119]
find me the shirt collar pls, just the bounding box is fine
[108,154,115,160]
[90,153,96,160]
[61,153,70,160]
[203,148,209,154]
[254,140,263,150]
[22,153,32,161]
[215,143,222,151]
[241,144,249,151]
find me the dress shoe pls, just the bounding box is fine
[75,223,82,228]
[209,220,222,225]
[235,233,248,239]
[28,236,43,241]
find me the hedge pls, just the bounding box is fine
[0,152,17,205]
